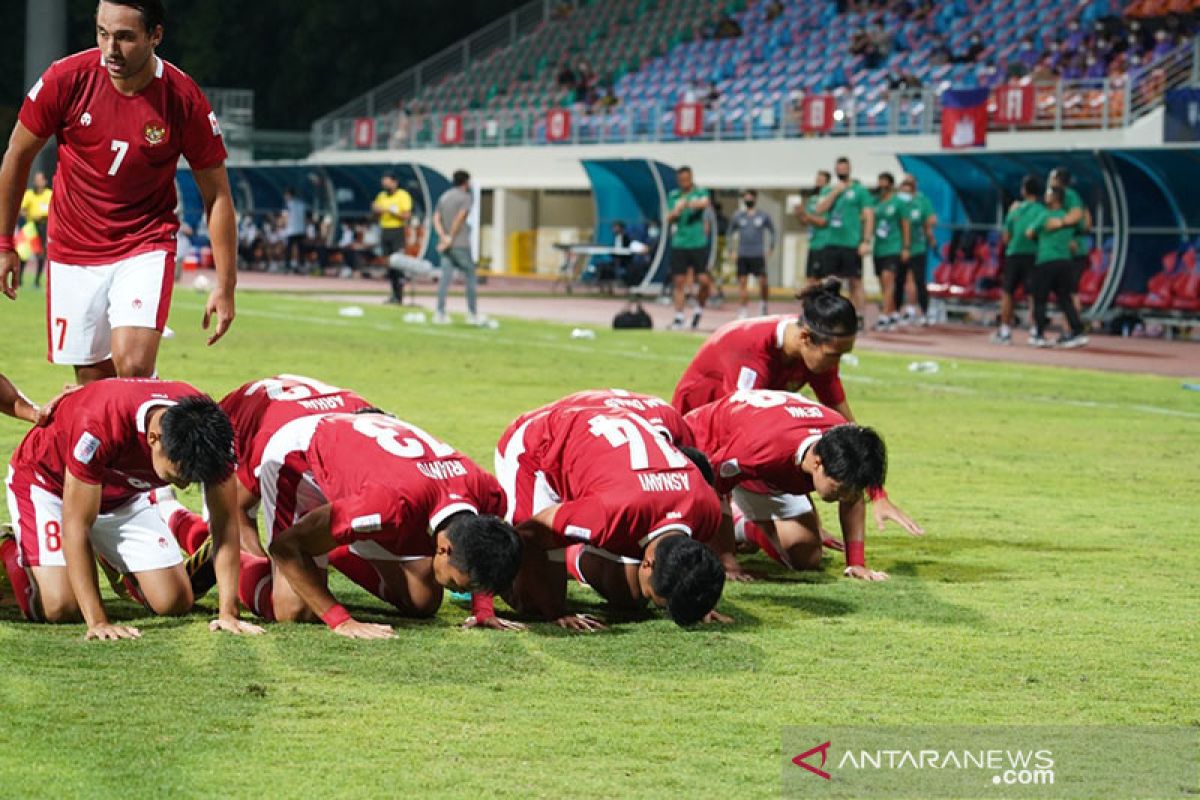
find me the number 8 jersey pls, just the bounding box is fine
[257,412,505,557]
[18,49,227,265]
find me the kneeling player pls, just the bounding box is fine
[686,389,922,581]
[495,399,726,629]
[3,379,262,640]
[254,412,523,638]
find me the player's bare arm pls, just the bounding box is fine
[0,372,41,423]
[234,482,268,557]
[512,508,605,631]
[268,504,395,639]
[0,122,49,300]
[713,513,764,582]
[204,476,264,635]
[839,495,887,582]
[62,474,141,640]
[858,206,875,257]
[192,165,237,346]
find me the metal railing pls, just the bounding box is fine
[312,41,1197,152]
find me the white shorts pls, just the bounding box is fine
[731,486,814,522]
[46,250,174,365]
[6,467,183,573]
[494,418,561,524]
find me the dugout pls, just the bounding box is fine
[177,163,451,262]
[898,147,1200,318]
[581,158,718,292]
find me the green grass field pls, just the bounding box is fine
[1,288,1197,798]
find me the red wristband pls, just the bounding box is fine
[0,235,14,252]
[470,592,495,620]
[868,486,888,502]
[846,540,866,567]
[320,603,352,630]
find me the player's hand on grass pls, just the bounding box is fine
[872,498,925,536]
[208,617,266,635]
[462,614,527,632]
[555,613,605,632]
[843,565,889,582]
[331,619,395,639]
[85,622,141,641]
[203,287,236,346]
[0,251,18,300]
[702,609,734,624]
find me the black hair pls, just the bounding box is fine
[816,170,831,182]
[812,424,887,495]
[452,170,470,187]
[678,446,715,487]
[442,513,522,594]
[100,0,165,33]
[878,171,895,186]
[159,396,236,486]
[352,406,389,416]
[1021,174,1043,198]
[1051,166,1072,186]
[795,278,858,341]
[677,165,692,174]
[650,535,725,627]
[836,156,850,165]
[742,189,758,198]
[283,187,295,196]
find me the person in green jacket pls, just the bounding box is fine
[1025,186,1088,348]
[1049,166,1091,314]
[870,171,911,331]
[896,174,937,325]
[813,157,874,317]
[992,174,1044,345]
[666,166,714,330]
[800,170,832,286]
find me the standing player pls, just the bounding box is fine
[870,172,910,331]
[666,166,713,330]
[257,412,523,638]
[686,389,918,581]
[2,379,262,640]
[800,170,832,286]
[726,189,776,318]
[813,157,874,316]
[374,171,412,305]
[495,398,726,629]
[896,174,937,326]
[992,175,1043,345]
[0,0,237,384]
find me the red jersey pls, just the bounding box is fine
[262,413,505,556]
[685,389,848,496]
[672,316,846,415]
[11,379,209,512]
[218,375,372,496]
[18,49,227,265]
[514,388,694,448]
[504,404,721,559]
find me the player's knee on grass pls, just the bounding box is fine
[29,567,80,623]
[137,566,194,616]
[773,516,824,572]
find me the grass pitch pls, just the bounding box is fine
[0,288,1196,798]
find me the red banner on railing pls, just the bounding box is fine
[674,102,704,137]
[546,108,572,142]
[993,85,1035,125]
[439,114,464,146]
[800,94,836,133]
[352,117,375,149]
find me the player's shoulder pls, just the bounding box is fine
[46,49,104,79]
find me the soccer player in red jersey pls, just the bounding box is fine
[0,0,237,383]
[253,412,523,639]
[686,389,922,582]
[518,388,695,449]
[673,279,922,536]
[495,398,726,629]
[2,379,262,640]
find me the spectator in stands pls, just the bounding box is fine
[929,35,953,65]
[715,12,743,39]
[1030,56,1059,82]
[390,100,411,149]
[704,81,722,111]
[765,0,784,22]
[1151,29,1177,60]
[597,86,620,113]
[373,172,413,305]
[954,32,985,63]
[727,189,776,319]
[556,60,577,90]
[433,170,485,327]
[576,60,598,96]
[1016,36,1040,69]
[282,188,307,274]
[237,215,262,270]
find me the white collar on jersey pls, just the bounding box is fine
[794,433,822,466]
[98,53,164,79]
[774,316,790,349]
[136,398,178,433]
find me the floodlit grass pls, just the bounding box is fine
[1,288,1196,798]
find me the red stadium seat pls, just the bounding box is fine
[1077,266,1106,306]
[928,261,955,297]
[1168,270,1200,311]
[1142,270,1178,309]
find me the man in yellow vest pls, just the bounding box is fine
[372,172,412,304]
[19,172,51,288]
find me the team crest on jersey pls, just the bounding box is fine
[143,121,167,146]
[80,112,93,127]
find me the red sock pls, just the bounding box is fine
[327,546,387,602]
[168,509,210,555]
[739,517,786,566]
[1,536,38,621]
[563,543,587,583]
[121,574,148,607]
[238,551,274,621]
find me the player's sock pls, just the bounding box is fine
[184,537,217,599]
[739,518,786,566]
[170,509,211,555]
[238,551,275,621]
[0,532,39,621]
[327,546,388,602]
[563,543,587,583]
[121,573,148,607]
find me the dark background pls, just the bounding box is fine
[1,0,528,134]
